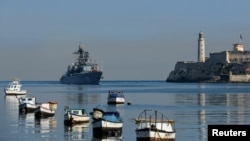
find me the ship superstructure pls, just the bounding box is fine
[60,44,103,84]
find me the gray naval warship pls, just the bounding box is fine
[60,44,103,85]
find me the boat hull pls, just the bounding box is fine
[107,97,125,104]
[19,103,37,113]
[60,72,102,85]
[35,107,55,118]
[92,120,123,138]
[136,128,175,141]
[4,90,27,95]
[64,114,90,125]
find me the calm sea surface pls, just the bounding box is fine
[1,81,250,141]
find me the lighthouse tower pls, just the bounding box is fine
[198,31,205,62]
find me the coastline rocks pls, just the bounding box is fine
[166,61,250,83]
[166,61,222,82]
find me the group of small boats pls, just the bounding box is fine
[63,90,176,141]
[4,78,58,118]
[19,97,58,118]
[3,79,176,141]
[64,90,125,139]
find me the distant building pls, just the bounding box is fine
[166,32,250,82]
[208,43,250,65]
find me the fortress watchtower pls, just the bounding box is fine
[233,43,244,52]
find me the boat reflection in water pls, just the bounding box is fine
[5,95,25,110]
[19,113,35,128]
[64,123,90,140]
[92,136,123,141]
[5,95,26,123]
[35,116,57,134]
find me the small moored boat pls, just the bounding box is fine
[91,107,123,138]
[4,78,27,95]
[64,106,90,125]
[135,109,176,141]
[34,101,58,118]
[107,90,125,104]
[19,96,38,113]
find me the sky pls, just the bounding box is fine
[0,0,250,81]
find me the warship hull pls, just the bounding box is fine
[60,71,102,85]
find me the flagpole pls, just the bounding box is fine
[240,34,243,44]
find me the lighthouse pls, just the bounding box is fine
[198,31,205,62]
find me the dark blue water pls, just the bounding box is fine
[1,81,250,141]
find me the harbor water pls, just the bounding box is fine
[1,81,250,141]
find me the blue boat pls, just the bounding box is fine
[60,44,103,85]
[91,107,123,139]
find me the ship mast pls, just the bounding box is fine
[73,44,89,66]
